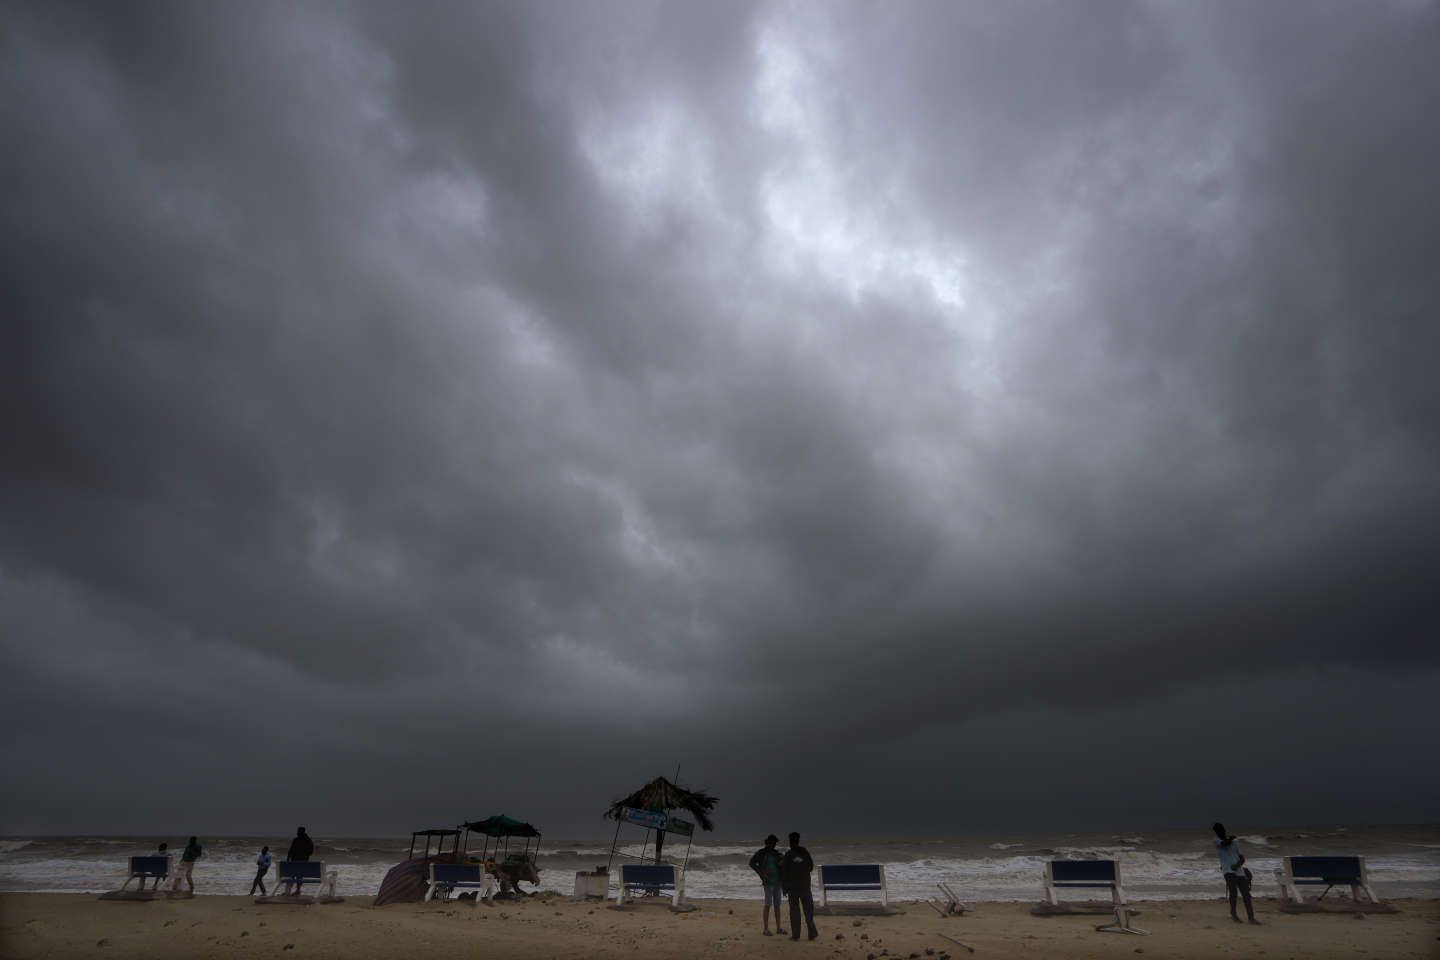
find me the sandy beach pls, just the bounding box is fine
[2,893,1435,960]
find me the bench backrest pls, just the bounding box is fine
[129,856,169,878]
[1288,856,1363,882]
[820,864,884,889]
[278,860,324,882]
[431,863,485,885]
[1049,859,1118,886]
[620,864,676,888]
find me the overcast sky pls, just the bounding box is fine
[2,0,1438,841]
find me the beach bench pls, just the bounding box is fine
[818,864,888,909]
[614,863,685,907]
[99,856,171,899]
[1040,860,1147,935]
[1276,856,1383,908]
[424,862,496,904]
[255,861,342,904]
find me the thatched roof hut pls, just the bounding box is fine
[604,776,718,864]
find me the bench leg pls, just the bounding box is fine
[1275,868,1301,905]
[1096,905,1149,935]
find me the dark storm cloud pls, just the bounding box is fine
[2,0,1438,836]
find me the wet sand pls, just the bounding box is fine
[2,893,1436,959]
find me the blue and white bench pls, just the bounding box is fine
[1276,856,1382,907]
[126,856,170,891]
[256,860,341,903]
[614,863,685,907]
[99,856,171,899]
[425,862,496,903]
[1041,860,1147,935]
[818,864,888,909]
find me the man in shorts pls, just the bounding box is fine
[749,834,788,936]
[179,836,204,894]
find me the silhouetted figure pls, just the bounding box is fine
[179,836,203,893]
[287,827,314,862]
[144,842,169,892]
[286,827,314,896]
[1212,822,1259,924]
[250,845,272,896]
[749,834,788,937]
[781,831,819,941]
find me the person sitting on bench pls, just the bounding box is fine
[142,843,169,892]
[1212,822,1260,925]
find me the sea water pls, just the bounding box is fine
[2,826,1436,902]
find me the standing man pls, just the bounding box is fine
[284,827,315,896]
[1212,823,1260,925]
[749,834,788,937]
[780,831,819,941]
[287,827,314,861]
[179,836,204,894]
[250,845,273,896]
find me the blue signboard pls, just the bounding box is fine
[620,806,669,830]
[666,816,695,837]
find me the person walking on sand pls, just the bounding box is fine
[250,845,273,896]
[749,834,788,937]
[179,836,203,893]
[1212,822,1260,925]
[780,831,819,941]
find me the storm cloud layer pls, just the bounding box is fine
[3,1,1438,838]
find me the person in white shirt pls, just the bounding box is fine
[1212,822,1259,924]
[250,845,273,896]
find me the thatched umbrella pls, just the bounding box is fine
[604,776,718,866]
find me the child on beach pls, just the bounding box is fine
[1212,822,1260,924]
[749,834,788,937]
[250,845,272,896]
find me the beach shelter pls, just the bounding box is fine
[604,776,717,871]
[460,815,543,892]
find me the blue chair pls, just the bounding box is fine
[1276,856,1383,907]
[615,863,684,907]
[99,856,171,899]
[257,860,341,903]
[1041,860,1147,935]
[425,862,496,903]
[818,864,888,908]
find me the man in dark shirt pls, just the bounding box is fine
[287,826,314,862]
[284,827,314,896]
[780,831,819,941]
[179,836,203,893]
[749,834,788,937]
